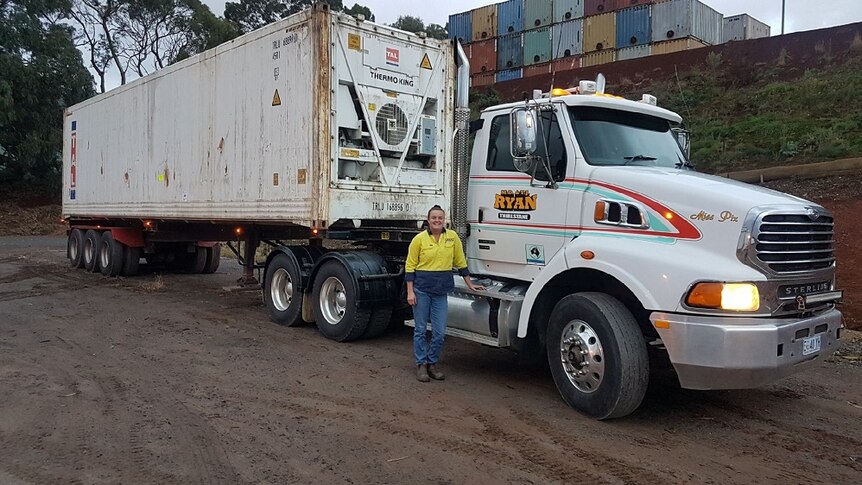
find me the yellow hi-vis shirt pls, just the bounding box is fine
[405,229,470,294]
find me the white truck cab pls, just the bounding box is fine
[440,79,844,419]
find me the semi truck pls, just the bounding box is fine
[62,4,844,419]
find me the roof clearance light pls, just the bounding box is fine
[641,94,657,106]
[551,88,569,97]
[579,80,597,95]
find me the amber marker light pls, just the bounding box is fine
[654,320,670,329]
[580,250,595,260]
[664,212,674,220]
[594,201,606,221]
[311,228,320,236]
[235,227,243,236]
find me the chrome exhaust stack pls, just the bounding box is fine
[452,41,470,240]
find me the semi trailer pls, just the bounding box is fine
[62,4,844,419]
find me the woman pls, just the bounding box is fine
[405,205,484,382]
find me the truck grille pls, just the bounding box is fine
[754,214,835,274]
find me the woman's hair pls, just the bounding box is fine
[427,205,445,218]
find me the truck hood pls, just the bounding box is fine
[585,167,822,248]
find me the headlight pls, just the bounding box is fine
[686,282,760,312]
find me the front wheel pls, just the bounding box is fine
[546,292,649,420]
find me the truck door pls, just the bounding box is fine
[468,107,571,279]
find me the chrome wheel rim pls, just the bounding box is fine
[271,268,294,312]
[559,319,605,394]
[99,241,110,269]
[319,276,347,326]
[69,236,79,261]
[84,238,95,264]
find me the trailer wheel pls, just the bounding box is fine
[98,232,125,277]
[68,228,85,269]
[362,307,393,339]
[311,260,369,342]
[83,230,101,273]
[264,253,305,327]
[185,247,208,273]
[122,246,141,276]
[546,292,649,420]
[203,244,221,274]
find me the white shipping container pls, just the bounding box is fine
[651,0,723,46]
[63,7,455,228]
[723,14,771,43]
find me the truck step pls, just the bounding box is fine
[407,321,500,347]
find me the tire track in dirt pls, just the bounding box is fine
[507,407,697,484]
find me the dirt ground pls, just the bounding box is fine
[0,237,860,484]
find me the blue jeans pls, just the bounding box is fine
[413,290,448,365]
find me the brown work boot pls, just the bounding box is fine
[416,364,430,382]
[427,364,445,381]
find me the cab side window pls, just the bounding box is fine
[486,115,515,172]
[484,112,567,181]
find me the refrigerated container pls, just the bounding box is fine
[616,5,651,47]
[449,11,473,43]
[723,14,771,42]
[585,0,615,16]
[498,0,525,35]
[524,0,553,29]
[652,0,722,45]
[584,12,616,52]
[496,68,523,82]
[652,36,708,54]
[617,43,651,60]
[524,27,552,65]
[472,5,498,41]
[497,32,524,69]
[469,38,497,74]
[554,0,585,22]
[552,19,584,58]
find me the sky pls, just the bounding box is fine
[204,0,862,35]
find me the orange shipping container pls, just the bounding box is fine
[652,37,707,55]
[523,62,552,77]
[552,56,581,72]
[472,5,498,41]
[584,12,616,53]
[469,38,497,75]
[581,50,616,66]
[471,72,496,88]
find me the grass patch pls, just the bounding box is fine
[616,49,862,172]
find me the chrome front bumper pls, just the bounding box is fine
[650,308,843,390]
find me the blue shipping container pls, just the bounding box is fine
[497,33,524,70]
[496,68,523,82]
[448,12,472,43]
[552,19,583,58]
[497,0,524,35]
[616,5,651,47]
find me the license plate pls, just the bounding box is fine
[802,335,821,355]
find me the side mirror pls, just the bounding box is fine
[510,108,537,160]
[672,127,691,158]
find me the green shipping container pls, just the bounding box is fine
[523,27,552,66]
[524,0,553,29]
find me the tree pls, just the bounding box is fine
[69,0,240,92]
[343,2,372,21]
[389,15,448,40]
[0,0,95,189]
[224,0,378,33]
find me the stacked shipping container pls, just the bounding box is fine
[448,0,770,88]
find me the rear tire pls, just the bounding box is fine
[546,292,649,420]
[185,246,208,273]
[68,228,85,269]
[362,307,393,339]
[83,230,100,273]
[311,260,369,342]
[122,247,141,276]
[99,232,125,277]
[265,253,305,327]
[203,244,221,274]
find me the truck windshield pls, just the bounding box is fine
[568,106,690,169]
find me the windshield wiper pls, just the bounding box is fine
[674,156,695,170]
[623,154,657,165]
